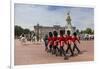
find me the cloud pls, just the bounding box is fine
[14,4,94,31]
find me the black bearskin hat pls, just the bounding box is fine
[73,32,77,36]
[49,32,53,37]
[53,31,58,37]
[60,30,64,36]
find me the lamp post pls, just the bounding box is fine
[37,24,39,41]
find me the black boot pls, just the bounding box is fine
[64,56,69,60]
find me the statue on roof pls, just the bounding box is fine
[66,11,71,25]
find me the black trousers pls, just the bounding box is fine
[53,45,60,54]
[60,46,66,57]
[73,43,80,53]
[49,45,52,52]
[66,44,74,56]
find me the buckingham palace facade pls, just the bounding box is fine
[34,24,65,41]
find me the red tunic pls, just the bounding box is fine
[65,35,73,44]
[58,36,66,47]
[48,37,53,46]
[53,36,59,46]
[72,36,80,44]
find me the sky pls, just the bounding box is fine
[14,3,94,31]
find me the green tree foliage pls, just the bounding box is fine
[15,25,31,37]
[23,29,30,34]
[80,28,94,34]
[85,28,93,34]
[15,25,24,37]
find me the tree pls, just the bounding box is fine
[85,28,92,34]
[80,28,94,34]
[80,30,84,34]
[15,25,24,37]
[92,30,94,34]
[15,25,31,37]
[23,28,30,34]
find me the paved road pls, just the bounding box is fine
[14,39,94,65]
